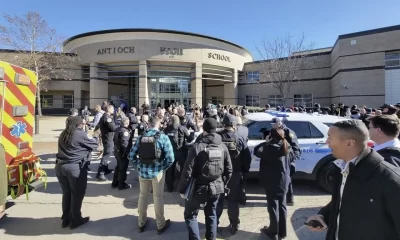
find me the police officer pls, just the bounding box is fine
[137,114,149,136]
[95,105,117,181]
[55,116,97,229]
[178,118,233,240]
[163,115,194,192]
[216,114,252,234]
[271,117,301,206]
[127,107,138,136]
[177,108,199,132]
[111,117,131,190]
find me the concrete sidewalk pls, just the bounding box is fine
[33,116,66,143]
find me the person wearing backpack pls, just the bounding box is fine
[368,114,400,167]
[216,114,252,235]
[163,115,194,192]
[178,118,232,240]
[127,116,175,235]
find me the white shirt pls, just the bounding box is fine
[373,138,400,152]
[333,156,359,240]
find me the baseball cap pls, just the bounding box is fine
[222,114,237,126]
[203,118,218,133]
[271,117,282,124]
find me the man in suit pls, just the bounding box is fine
[306,119,400,240]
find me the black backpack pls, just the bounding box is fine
[200,144,224,181]
[222,135,240,161]
[138,131,162,164]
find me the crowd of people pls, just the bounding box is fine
[56,100,400,240]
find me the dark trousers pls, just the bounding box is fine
[216,172,242,227]
[98,137,113,173]
[184,193,220,240]
[165,160,176,191]
[266,193,287,239]
[286,180,294,202]
[55,163,88,225]
[112,149,128,187]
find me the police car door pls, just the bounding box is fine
[284,121,331,175]
[245,120,272,173]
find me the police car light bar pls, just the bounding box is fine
[266,111,290,118]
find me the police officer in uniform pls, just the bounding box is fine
[216,114,252,234]
[177,108,199,132]
[127,107,138,136]
[178,118,233,240]
[95,105,117,181]
[271,117,301,206]
[111,117,131,190]
[55,116,97,229]
[137,114,149,136]
[163,115,194,192]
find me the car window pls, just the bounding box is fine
[284,121,311,138]
[248,121,272,140]
[310,123,324,138]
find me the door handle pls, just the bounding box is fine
[315,142,326,145]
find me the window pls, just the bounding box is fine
[310,123,324,138]
[294,94,313,107]
[268,95,284,107]
[63,95,74,109]
[81,66,90,80]
[385,53,400,68]
[247,120,272,140]
[41,95,53,108]
[285,121,311,138]
[246,71,260,83]
[245,95,260,107]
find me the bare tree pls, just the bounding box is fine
[256,34,319,106]
[0,11,78,116]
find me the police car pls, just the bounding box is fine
[244,111,371,193]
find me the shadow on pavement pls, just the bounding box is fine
[0,215,192,239]
[291,207,327,240]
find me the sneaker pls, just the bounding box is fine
[70,217,90,230]
[96,174,107,181]
[157,219,171,235]
[118,183,131,190]
[138,220,148,233]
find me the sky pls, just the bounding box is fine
[1,0,400,60]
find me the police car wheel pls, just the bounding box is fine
[317,162,335,193]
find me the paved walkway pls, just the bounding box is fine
[1,116,329,240]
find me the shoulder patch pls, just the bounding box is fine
[87,134,93,139]
[289,132,295,139]
[123,131,129,137]
[107,118,112,123]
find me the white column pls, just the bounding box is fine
[224,69,238,105]
[89,62,108,109]
[138,60,148,113]
[191,62,202,107]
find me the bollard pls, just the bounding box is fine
[35,115,39,134]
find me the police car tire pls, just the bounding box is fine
[317,162,336,193]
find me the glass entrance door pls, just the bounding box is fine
[128,73,139,108]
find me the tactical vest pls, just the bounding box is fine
[138,131,162,164]
[200,144,224,182]
[222,135,240,161]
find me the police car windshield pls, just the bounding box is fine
[242,118,253,126]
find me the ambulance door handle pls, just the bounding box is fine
[315,141,325,145]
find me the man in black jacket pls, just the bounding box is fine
[126,107,138,136]
[216,114,252,234]
[369,114,400,167]
[307,119,400,240]
[178,118,232,240]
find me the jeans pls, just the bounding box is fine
[184,192,219,240]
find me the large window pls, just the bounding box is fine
[246,71,260,83]
[385,53,400,68]
[245,95,260,107]
[268,95,284,107]
[246,120,323,140]
[63,95,74,109]
[294,94,313,107]
[41,95,53,108]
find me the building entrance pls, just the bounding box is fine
[148,70,191,110]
